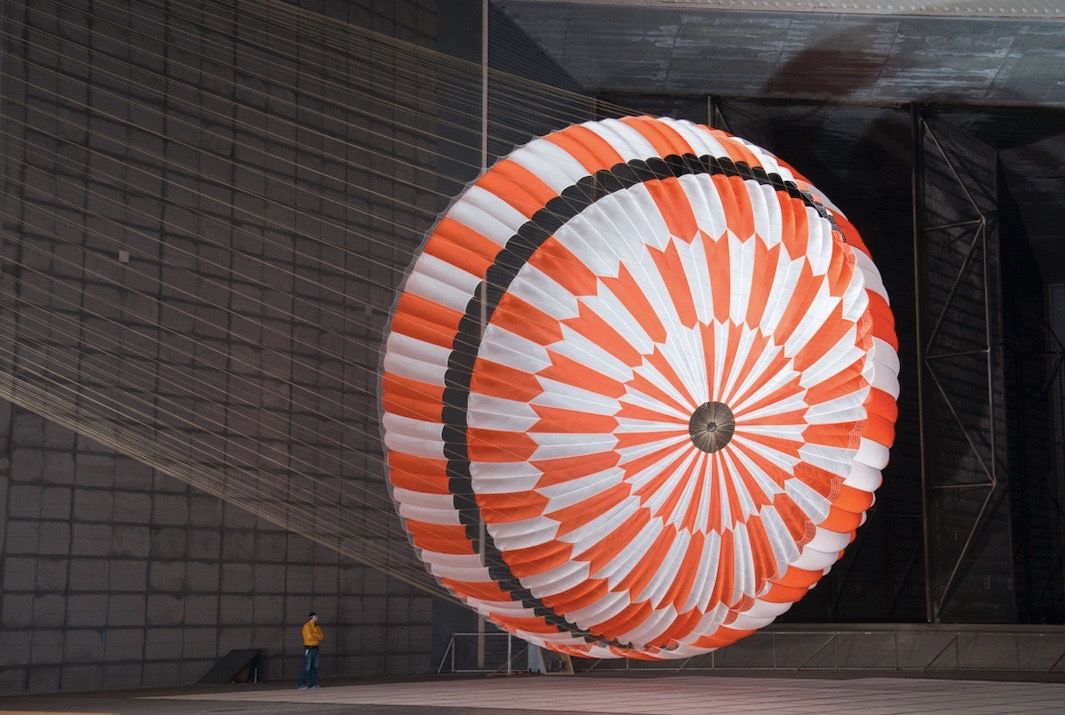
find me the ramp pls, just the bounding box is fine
[198,649,263,684]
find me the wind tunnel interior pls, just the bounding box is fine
[1,0,1065,695]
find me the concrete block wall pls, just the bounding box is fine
[0,400,433,693]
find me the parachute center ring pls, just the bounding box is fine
[688,401,736,453]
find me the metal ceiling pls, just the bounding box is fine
[504,0,1065,19]
[494,0,1065,282]
[494,1,1065,104]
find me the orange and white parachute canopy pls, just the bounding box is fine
[380,116,898,660]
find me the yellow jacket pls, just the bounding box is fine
[302,620,325,647]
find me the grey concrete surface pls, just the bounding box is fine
[0,678,563,715]
[4,674,1065,715]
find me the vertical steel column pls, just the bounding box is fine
[912,105,935,623]
[707,95,730,132]
[476,0,489,673]
[481,0,489,169]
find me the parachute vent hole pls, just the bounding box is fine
[688,401,736,453]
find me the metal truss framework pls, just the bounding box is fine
[913,110,1003,622]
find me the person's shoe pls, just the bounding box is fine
[311,685,320,688]
[298,685,307,690]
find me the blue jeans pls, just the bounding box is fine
[298,647,319,688]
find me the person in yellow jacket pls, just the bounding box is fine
[297,611,325,689]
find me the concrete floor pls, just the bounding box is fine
[3,674,1065,715]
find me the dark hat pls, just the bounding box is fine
[308,611,317,618]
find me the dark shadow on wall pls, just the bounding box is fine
[599,22,1065,626]
[747,30,1065,627]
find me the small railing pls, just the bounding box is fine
[437,632,527,675]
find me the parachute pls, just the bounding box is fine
[380,116,899,659]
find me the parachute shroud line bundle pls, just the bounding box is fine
[0,0,632,595]
[381,116,899,659]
